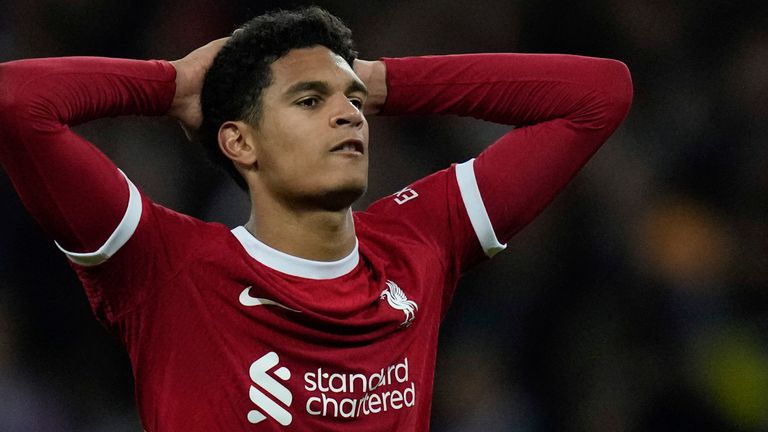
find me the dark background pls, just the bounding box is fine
[1,0,767,430]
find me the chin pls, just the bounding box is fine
[307,183,367,212]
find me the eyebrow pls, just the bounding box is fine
[284,79,369,98]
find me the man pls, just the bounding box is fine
[0,6,631,431]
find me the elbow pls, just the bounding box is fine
[569,59,633,137]
[574,58,633,132]
[602,59,634,126]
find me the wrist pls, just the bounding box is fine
[354,59,387,115]
[167,58,202,131]
[167,60,186,117]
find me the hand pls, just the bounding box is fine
[169,37,229,139]
[353,59,387,115]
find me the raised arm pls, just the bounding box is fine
[358,53,632,268]
[0,57,176,256]
[0,39,224,260]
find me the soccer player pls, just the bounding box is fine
[0,6,632,431]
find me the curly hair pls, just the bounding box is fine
[200,6,358,191]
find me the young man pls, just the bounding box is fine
[0,7,632,431]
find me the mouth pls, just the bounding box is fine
[330,139,365,155]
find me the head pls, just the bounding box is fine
[201,7,369,211]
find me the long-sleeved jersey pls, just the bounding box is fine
[0,52,632,430]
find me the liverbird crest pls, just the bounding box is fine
[380,280,418,328]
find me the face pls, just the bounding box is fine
[246,46,369,211]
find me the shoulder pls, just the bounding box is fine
[83,193,239,274]
[364,164,458,217]
[141,199,236,251]
[353,206,445,265]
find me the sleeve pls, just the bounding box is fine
[372,53,633,272]
[0,56,176,258]
[0,57,181,322]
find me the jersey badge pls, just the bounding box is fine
[380,280,418,328]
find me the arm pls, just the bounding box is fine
[352,59,387,115]
[359,53,632,266]
[0,57,176,255]
[0,39,224,260]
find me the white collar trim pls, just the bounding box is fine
[231,226,360,280]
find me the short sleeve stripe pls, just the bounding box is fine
[455,159,506,257]
[55,170,142,267]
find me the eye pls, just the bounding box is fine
[297,97,320,108]
[349,98,363,110]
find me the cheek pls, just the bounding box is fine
[260,117,305,157]
[257,109,335,172]
[266,133,319,175]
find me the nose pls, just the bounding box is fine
[329,97,364,128]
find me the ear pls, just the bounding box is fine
[218,121,258,167]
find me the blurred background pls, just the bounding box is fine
[1,0,767,430]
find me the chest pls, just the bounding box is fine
[131,246,445,430]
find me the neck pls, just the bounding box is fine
[245,200,356,262]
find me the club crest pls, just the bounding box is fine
[380,280,418,328]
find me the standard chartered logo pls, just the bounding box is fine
[247,352,293,426]
[245,353,416,425]
[304,357,416,419]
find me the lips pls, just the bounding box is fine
[330,139,365,155]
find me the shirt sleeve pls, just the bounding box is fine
[372,53,633,272]
[0,57,183,323]
[0,56,176,257]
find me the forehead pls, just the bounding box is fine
[268,46,358,91]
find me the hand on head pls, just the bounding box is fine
[169,37,229,138]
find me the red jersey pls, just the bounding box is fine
[0,52,632,430]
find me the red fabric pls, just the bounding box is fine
[72,195,461,431]
[0,57,176,252]
[382,53,633,252]
[0,53,631,431]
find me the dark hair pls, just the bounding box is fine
[200,6,358,191]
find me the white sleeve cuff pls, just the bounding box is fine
[55,170,143,267]
[455,159,506,257]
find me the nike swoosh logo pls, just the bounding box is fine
[239,286,300,313]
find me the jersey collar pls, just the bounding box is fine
[231,226,360,280]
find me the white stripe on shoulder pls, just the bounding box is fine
[455,159,506,258]
[55,170,143,267]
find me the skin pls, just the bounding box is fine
[170,39,388,262]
